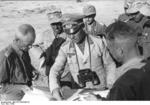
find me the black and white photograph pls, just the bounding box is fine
[0,0,150,103]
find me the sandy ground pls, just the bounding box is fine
[0,0,124,87]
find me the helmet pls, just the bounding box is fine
[46,7,62,24]
[126,1,144,14]
[61,13,84,35]
[83,5,96,16]
[139,3,150,16]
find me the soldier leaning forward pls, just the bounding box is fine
[0,24,38,101]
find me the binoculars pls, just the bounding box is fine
[77,69,100,88]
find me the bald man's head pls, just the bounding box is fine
[15,24,36,51]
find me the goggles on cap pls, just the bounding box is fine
[63,22,83,35]
[50,22,62,26]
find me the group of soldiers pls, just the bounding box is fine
[1,0,150,101]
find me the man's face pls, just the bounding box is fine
[84,14,95,25]
[20,32,36,51]
[63,23,85,43]
[68,29,84,43]
[51,22,63,36]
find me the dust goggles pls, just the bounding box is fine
[63,22,83,35]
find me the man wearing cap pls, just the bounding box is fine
[118,1,148,55]
[119,1,146,28]
[83,5,106,38]
[40,8,67,77]
[49,13,116,100]
[0,24,39,100]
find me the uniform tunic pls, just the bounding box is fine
[0,41,35,100]
[43,33,67,76]
[84,20,106,37]
[49,35,116,93]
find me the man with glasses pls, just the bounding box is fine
[49,13,116,100]
[0,24,39,100]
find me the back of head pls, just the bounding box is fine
[106,21,139,63]
[106,21,137,46]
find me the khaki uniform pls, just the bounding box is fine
[49,35,116,93]
[84,20,107,46]
[84,20,106,37]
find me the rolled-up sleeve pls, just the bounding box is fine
[101,42,116,88]
[49,48,67,93]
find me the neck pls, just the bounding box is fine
[123,47,141,64]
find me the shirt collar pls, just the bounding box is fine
[69,35,94,49]
[120,56,145,70]
[116,56,145,80]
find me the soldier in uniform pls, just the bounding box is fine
[138,4,150,59]
[118,1,146,30]
[118,1,148,55]
[83,5,106,37]
[40,8,67,77]
[83,21,150,100]
[49,13,116,100]
[106,21,150,100]
[0,24,39,100]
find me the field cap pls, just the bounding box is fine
[46,7,62,24]
[61,13,84,26]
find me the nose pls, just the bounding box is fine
[70,34,74,39]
